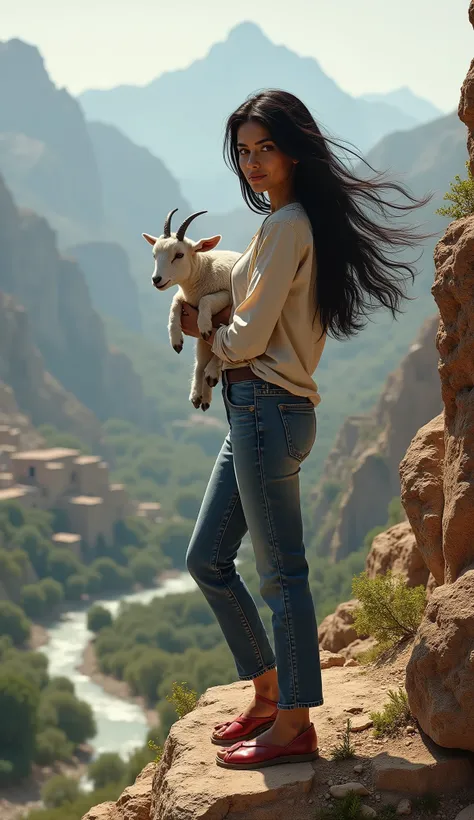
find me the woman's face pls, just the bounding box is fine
[236,119,296,196]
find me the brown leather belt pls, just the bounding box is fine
[225,366,263,384]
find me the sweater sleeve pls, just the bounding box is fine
[211,220,301,364]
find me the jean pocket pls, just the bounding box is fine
[224,381,255,412]
[278,402,316,461]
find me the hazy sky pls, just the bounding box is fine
[1,0,472,111]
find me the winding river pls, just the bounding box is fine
[40,572,196,761]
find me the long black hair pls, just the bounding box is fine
[223,89,435,342]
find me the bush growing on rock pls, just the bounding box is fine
[436,160,474,219]
[371,688,412,737]
[351,570,426,650]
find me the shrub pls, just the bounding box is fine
[330,718,356,761]
[21,584,47,618]
[351,571,426,649]
[371,688,412,737]
[44,677,75,695]
[41,775,80,808]
[166,681,197,719]
[0,669,39,779]
[124,649,171,701]
[34,728,73,765]
[39,578,64,611]
[87,605,113,633]
[41,691,96,745]
[129,554,159,586]
[88,752,126,789]
[0,601,31,646]
[436,160,474,219]
[64,574,88,601]
[91,558,133,592]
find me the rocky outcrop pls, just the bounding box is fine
[311,314,442,561]
[0,382,44,451]
[318,520,430,657]
[365,520,430,589]
[401,6,474,753]
[0,291,101,447]
[0,173,146,428]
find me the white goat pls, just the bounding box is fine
[143,208,240,410]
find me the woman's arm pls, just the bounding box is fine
[211,220,303,363]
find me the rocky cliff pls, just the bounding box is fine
[310,314,442,561]
[398,2,474,753]
[0,291,102,447]
[0,173,146,428]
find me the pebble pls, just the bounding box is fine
[406,725,416,734]
[396,799,412,815]
[325,793,331,800]
[354,764,364,774]
[308,799,313,804]
[405,740,413,746]
[375,794,381,801]
[327,780,334,786]
[329,782,370,799]
[361,807,377,818]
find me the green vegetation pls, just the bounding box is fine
[351,570,426,653]
[436,160,474,219]
[317,792,367,820]
[330,718,356,761]
[87,604,113,633]
[41,775,80,808]
[370,688,412,737]
[0,637,95,783]
[88,753,126,789]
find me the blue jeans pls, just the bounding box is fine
[185,373,324,709]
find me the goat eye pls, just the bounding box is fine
[174,252,184,260]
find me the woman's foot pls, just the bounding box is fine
[211,668,279,744]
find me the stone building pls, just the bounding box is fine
[0,434,131,548]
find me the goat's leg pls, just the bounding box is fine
[197,291,231,341]
[169,292,185,353]
[190,338,214,410]
[204,354,222,388]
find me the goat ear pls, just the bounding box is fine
[193,235,222,253]
[142,233,158,246]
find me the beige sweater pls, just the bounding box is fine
[211,202,327,406]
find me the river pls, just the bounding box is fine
[39,572,196,762]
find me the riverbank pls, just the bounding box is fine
[78,641,159,730]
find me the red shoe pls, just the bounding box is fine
[215,723,319,769]
[210,693,278,746]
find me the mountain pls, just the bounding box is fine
[66,241,142,333]
[0,172,147,428]
[360,86,442,125]
[78,21,422,212]
[0,39,104,242]
[0,292,102,447]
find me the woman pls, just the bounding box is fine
[180,89,431,770]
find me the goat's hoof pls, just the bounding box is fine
[201,403,210,412]
[191,396,202,409]
[200,331,211,341]
[173,343,183,354]
[205,375,218,387]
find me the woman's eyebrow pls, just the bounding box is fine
[237,137,273,147]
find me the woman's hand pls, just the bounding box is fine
[180,303,200,338]
[181,302,232,341]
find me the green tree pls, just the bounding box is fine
[156,520,194,568]
[12,526,51,578]
[87,605,113,633]
[41,775,80,808]
[39,578,64,611]
[174,491,201,520]
[0,601,31,646]
[91,558,133,591]
[436,160,474,219]
[34,728,73,765]
[129,554,159,586]
[124,649,171,702]
[88,752,126,789]
[0,669,39,779]
[64,574,87,601]
[41,692,96,745]
[47,549,82,584]
[21,584,47,618]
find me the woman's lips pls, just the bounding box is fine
[249,174,266,181]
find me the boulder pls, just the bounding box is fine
[365,521,429,588]
[318,599,364,653]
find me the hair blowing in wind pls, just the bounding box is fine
[223,89,435,342]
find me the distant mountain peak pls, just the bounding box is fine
[225,21,268,45]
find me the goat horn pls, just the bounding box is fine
[175,210,208,241]
[163,208,179,238]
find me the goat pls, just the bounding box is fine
[143,209,240,410]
